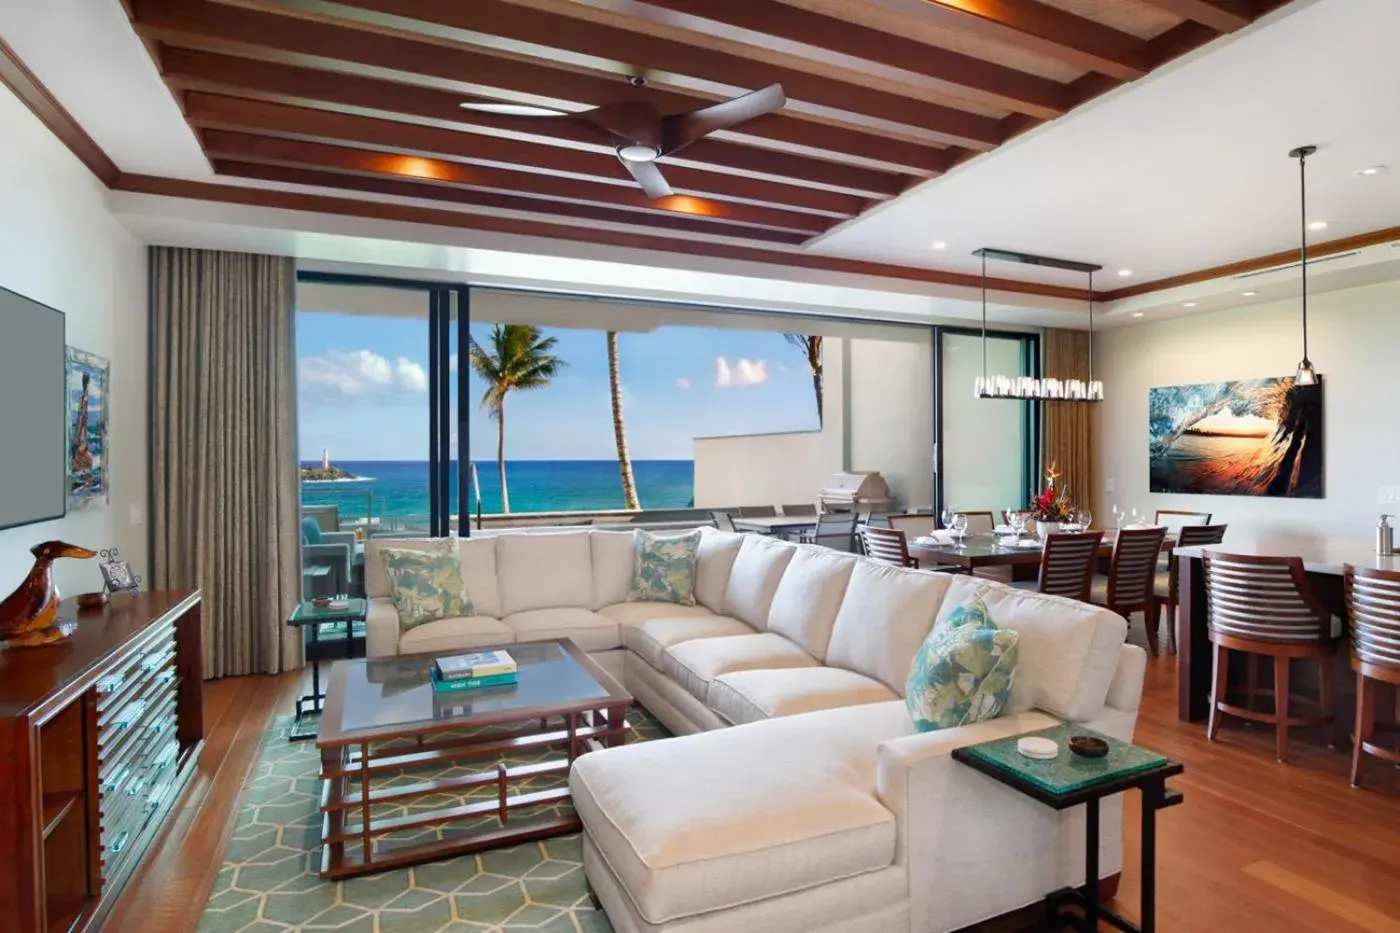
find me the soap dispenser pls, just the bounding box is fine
[1378,514,1395,557]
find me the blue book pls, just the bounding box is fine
[429,667,518,693]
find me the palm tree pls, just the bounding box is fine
[468,324,564,514]
[607,332,641,510]
[784,333,824,424]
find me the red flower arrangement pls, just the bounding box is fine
[1031,461,1075,523]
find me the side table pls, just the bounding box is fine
[952,724,1184,933]
[286,598,368,742]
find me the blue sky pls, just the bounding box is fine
[296,312,821,461]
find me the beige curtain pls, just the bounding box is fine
[1043,328,1096,515]
[149,247,302,678]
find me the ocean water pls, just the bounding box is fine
[300,460,695,523]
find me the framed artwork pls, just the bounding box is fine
[65,346,110,509]
[1148,375,1323,498]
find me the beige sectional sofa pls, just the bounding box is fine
[364,528,1147,933]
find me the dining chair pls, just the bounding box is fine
[1151,523,1227,654]
[957,511,996,535]
[1343,565,1400,787]
[802,511,858,553]
[1090,526,1169,656]
[780,503,818,516]
[1154,509,1212,534]
[1026,531,1104,601]
[710,511,737,533]
[887,513,937,539]
[859,526,919,568]
[739,505,778,518]
[1202,552,1337,763]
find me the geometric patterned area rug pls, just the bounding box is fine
[199,711,667,932]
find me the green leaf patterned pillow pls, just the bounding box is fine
[628,529,702,606]
[379,542,473,632]
[905,594,1019,732]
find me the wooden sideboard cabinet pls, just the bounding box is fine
[0,590,204,933]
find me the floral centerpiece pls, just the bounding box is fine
[1030,461,1074,538]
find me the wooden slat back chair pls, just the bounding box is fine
[1202,552,1337,762]
[887,514,936,539]
[1152,524,1227,654]
[860,526,919,569]
[1344,565,1400,786]
[803,511,858,553]
[1091,526,1169,656]
[956,511,996,535]
[1154,509,1211,531]
[1036,531,1104,601]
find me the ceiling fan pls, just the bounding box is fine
[462,83,787,199]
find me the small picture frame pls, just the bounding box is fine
[98,547,141,595]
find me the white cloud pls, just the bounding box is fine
[675,377,692,390]
[300,349,428,397]
[449,353,459,373]
[715,357,767,388]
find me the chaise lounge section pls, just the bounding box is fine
[364,527,1146,932]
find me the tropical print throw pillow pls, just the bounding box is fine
[628,528,702,606]
[379,541,473,632]
[905,593,1019,732]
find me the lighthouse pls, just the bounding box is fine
[321,448,330,470]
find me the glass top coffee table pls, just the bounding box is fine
[316,638,632,879]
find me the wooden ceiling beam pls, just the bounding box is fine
[198,128,833,234]
[211,159,814,245]
[1133,0,1255,32]
[806,0,1150,80]
[519,0,1069,119]
[259,0,1005,151]
[130,0,945,176]
[181,91,883,213]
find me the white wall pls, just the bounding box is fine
[848,336,934,511]
[0,84,147,597]
[1095,279,1400,543]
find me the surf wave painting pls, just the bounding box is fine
[1148,376,1323,498]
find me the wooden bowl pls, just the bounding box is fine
[77,591,109,610]
[1068,735,1109,758]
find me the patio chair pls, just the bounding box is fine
[739,505,778,518]
[781,503,818,516]
[711,511,737,532]
[802,512,858,552]
[301,516,354,597]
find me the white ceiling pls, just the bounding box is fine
[2,0,1398,325]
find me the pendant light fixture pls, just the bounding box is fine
[1290,144,1319,386]
[973,248,1105,403]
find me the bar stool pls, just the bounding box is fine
[1343,564,1400,787]
[1203,552,1337,763]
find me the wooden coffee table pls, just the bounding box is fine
[316,638,632,879]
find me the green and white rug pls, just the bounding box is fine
[200,712,667,932]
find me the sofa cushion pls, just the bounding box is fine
[766,546,857,661]
[570,705,903,925]
[940,575,1127,722]
[502,608,620,653]
[663,632,818,701]
[365,537,454,599]
[623,615,755,672]
[905,594,1019,732]
[456,536,502,619]
[398,615,514,655]
[708,667,898,726]
[695,529,745,613]
[826,562,951,696]
[591,530,636,610]
[722,535,796,629]
[496,531,593,615]
[597,601,719,626]
[629,529,702,606]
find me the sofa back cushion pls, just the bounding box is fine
[695,528,744,613]
[766,546,857,660]
[936,575,1127,722]
[826,561,951,695]
[722,534,796,629]
[591,530,635,609]
[458,536,502,619]
[496,531,593,615]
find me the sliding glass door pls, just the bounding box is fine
[933,327,1039,519]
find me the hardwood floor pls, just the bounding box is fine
[108,659,1400,932]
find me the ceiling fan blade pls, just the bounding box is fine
[621,157,674,199]
[662,83,786,153]
[578,100,665,147]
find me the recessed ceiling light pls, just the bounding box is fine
[1183,302,1197,308]
[1132,312,1144,318]
[1355,165,1389,176]
[1117,269,1132,277]
[1307,220,1329,231]
[1242,291,1257,297]
[460,101,568,117]
[930,241,947,250]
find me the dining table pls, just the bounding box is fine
[907,529,1152,581]
[730,515,818,536]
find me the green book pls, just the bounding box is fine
[429,668,518,693]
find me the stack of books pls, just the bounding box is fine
[430,649,518,693]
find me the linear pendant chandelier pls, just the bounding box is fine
[973,247,1104,403]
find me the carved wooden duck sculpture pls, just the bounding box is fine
[0,540,97,647]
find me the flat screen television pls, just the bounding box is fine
[0,285,66,530]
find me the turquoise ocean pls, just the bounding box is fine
[300,460,695,522]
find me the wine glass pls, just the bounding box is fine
[1077,507,1094,531]
[952,512,969,545]
[1111,504,1125,530]
[1009,510,1027,539]
[941,507,955,532]
[1129,507,1144,528]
